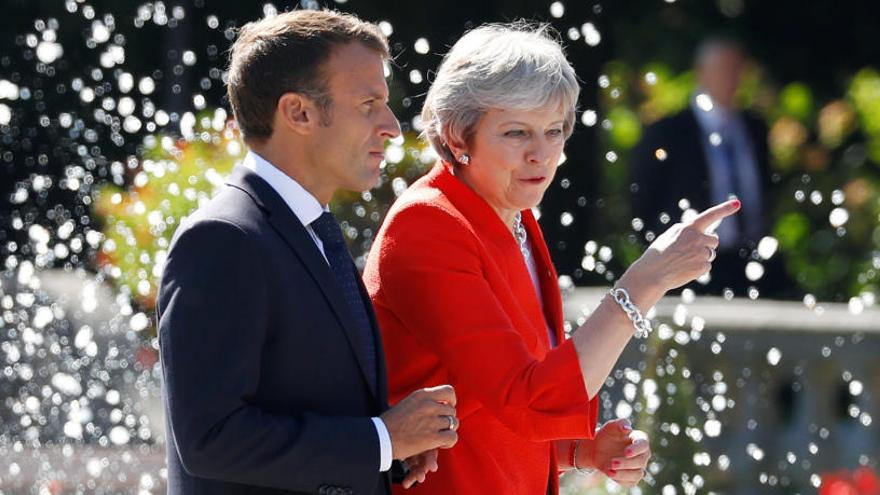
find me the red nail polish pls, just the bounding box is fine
[612,460,621,469]
[731,199,741,209]
[608,469,617,476]
[624,449,633,457]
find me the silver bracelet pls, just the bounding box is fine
[608,287,653,338]
[572,440,597,475]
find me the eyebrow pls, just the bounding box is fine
[360,88,389,101]
[500,120,565,127]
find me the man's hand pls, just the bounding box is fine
[401,449,439,489]
[579,418,652,488]
[380,385,458,461]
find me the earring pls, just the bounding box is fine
[458,154,470,165]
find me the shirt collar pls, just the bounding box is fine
[242,151,327,227]
[690,90,736,133]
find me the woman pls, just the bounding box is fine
[363,23,739,494]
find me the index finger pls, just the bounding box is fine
[690,199,741,232]
[422,384,457,407]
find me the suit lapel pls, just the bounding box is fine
[682,109,712,208]
[522,210,565,347]
[225,166,380,401]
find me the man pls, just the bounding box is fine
[631,38,784,295]
[157,10,458,495]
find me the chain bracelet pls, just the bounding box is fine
[608,287,653,338]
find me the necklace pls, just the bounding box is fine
[513,212,530,261]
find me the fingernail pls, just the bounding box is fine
[622,420,633,431]
[731,199,741,209]
[608,469,617,476]
[624,448,633,457]
[612,460,621,469]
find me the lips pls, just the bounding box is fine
[519,176,546,184]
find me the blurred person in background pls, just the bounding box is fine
[631,37,789,297]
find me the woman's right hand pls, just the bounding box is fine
[625,199,741,294]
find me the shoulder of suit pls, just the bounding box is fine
[641,107,697,136]
[741,109,769,131]
[172,187,266,246]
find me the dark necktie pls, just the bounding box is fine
[310,212,377,393]
[719,130,745,241]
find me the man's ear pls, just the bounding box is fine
[276,92,316,135]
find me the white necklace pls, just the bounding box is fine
[513,212,530,261]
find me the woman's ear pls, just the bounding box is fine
[444,132,469,161]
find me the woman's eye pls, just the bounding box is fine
[505,129,527,137]
[547,128,564,137]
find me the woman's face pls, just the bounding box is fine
[455,104,567,222]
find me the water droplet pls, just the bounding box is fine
[580,23,601,46]
[581,109,597,127]
[746,443,765,461]
[756,236,779,259]
[560,212,574,227]
[745,261,764,281]
[829,207,849,227]
[414,38,430,55]
[138,76,155,95]
[0,103,12,125]
[695,93,714,112]
[378,21,393,36]
[654,148,668,161]
[767,347,782,366]
[36,41,64,63]
[850,380,863,396]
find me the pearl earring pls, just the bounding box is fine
[458,154,470,165]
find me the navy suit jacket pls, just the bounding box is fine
[630,107,772,239]
[157,165,391,495]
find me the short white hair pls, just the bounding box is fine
[421,22,580,165]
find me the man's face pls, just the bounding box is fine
[698,47,746,109]
[309,42,401,194]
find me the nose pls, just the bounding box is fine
[526,138,553,165]
[378,103,401,140]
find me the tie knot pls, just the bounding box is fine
[311,212,347,250]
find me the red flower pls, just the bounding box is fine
[820,468,880,495]
[854,467,880,495]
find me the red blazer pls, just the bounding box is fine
[364,163,598,495]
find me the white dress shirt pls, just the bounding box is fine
[691,94,764,248]
[242,151,393,473]
[522,237,557,348]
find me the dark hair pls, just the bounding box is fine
[226,9,388,141]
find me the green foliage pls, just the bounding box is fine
[94,109,241,310]
[92,110,435,314]
[778,83,814,122]
[635,335,706,493]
